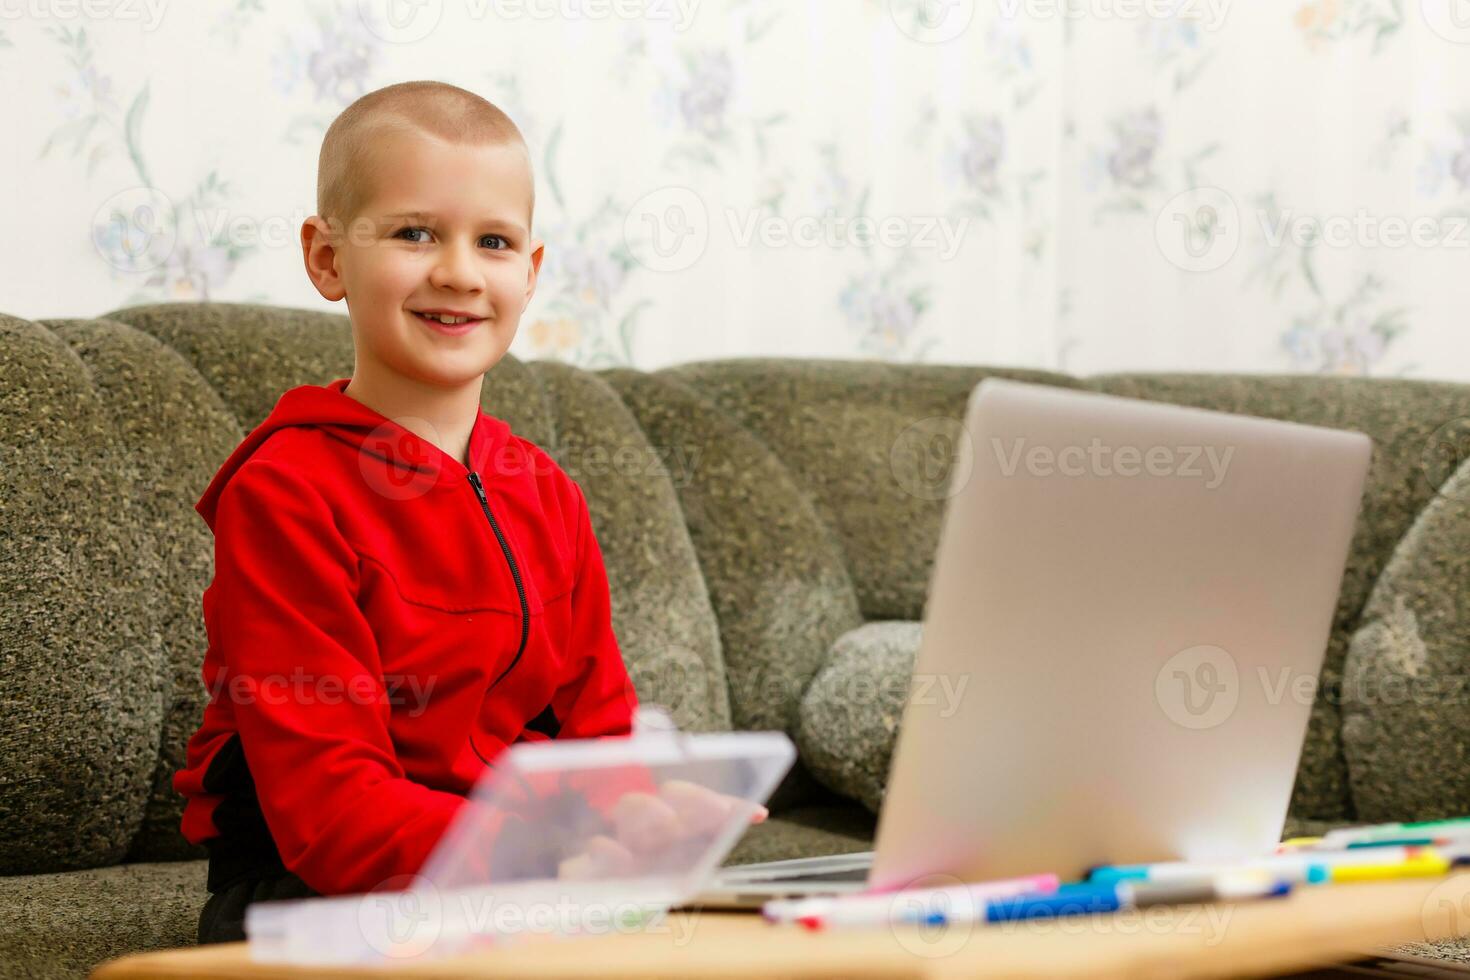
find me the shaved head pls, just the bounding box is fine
[317,80,533,234]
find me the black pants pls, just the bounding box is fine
[197,872,321,945]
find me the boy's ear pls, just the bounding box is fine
[302,216,346,302]
[523,237,545,311]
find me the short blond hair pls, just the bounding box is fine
[316,80,532,234]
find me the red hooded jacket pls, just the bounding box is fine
[173,378,642,896]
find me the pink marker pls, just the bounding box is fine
[763,873,1061,929]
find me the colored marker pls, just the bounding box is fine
[1321,818,1470,849]
[1323,851,1450,882]
[911,873,1289,927]
[1089,845,1428,885]
[765,873,1059,929]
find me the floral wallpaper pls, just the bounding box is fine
[5,0,1470,379]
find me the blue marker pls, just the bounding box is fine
[982,882,1124,922]
[906,874,1290,926]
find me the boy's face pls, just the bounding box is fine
[305,130,544,390]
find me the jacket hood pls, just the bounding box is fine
[196,378,513,528]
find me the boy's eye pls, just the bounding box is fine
[394,226,511,250]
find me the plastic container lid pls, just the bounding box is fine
[245,708,795,965]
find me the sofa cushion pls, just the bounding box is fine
[1087,374,1470,822]
[0,859,205,978]
[723,804,877,867]
[601,368,865,733]
[43,318,244,864]
[600,369,864,807]
[530,362,731,732]
[661,361,1085,623]
[1342,455,1470,821]
[102,303,356,431]
[0,314,167,873]
[797,622,924,814]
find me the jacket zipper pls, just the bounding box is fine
[467,470,530,767]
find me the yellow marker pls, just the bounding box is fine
[1277,837,1323,852]
[1326,851,1450,883]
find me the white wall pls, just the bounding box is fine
[3,0,1469,379]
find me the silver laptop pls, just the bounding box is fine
[687,378,1372,908]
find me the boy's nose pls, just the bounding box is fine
[428,240,483,293]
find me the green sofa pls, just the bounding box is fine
[4,302,1470,977]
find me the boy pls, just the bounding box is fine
[174,80,760,946]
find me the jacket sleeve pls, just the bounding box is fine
[548,484,641,742]
[209,460,468,895]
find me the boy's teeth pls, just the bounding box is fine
[420,312,472,325]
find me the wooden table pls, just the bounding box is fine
[91,873,1470,979]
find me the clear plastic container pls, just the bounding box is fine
[245,708,795,965]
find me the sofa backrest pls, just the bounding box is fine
[666,362,1470,823]
[0,304,729,874]
[4,301,1467,874]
